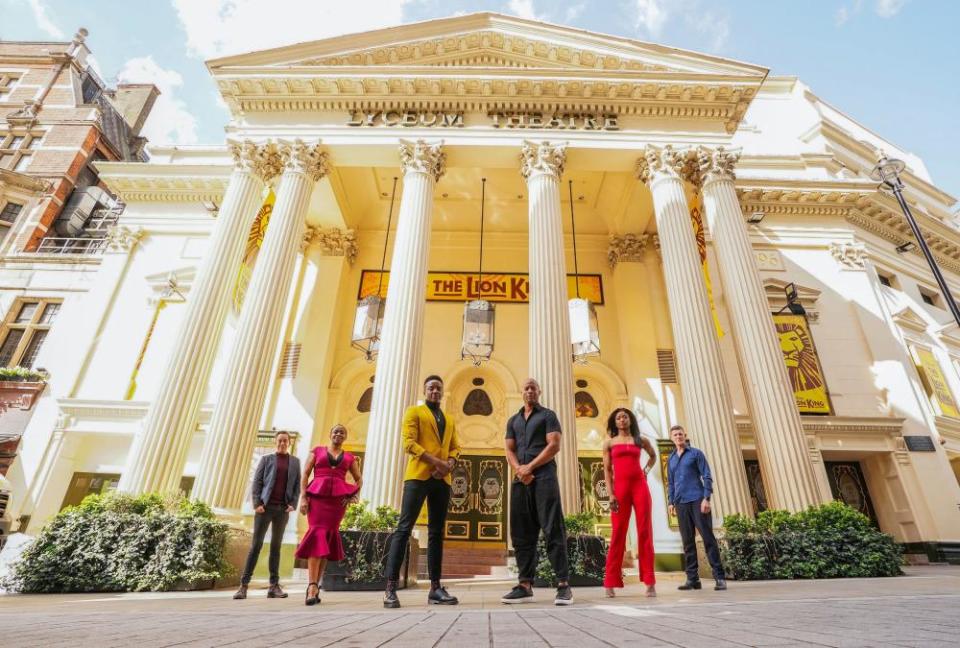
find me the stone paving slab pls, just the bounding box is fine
[1,566,958,647]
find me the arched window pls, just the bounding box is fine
[574,379,598,418]
[356,376,374,413]
[463,377,493,416]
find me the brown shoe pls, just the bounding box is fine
[267,584,288,599]
[233,585,248,600]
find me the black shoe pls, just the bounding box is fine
[383,588,401,609]
[233,585,247,600]
[305,582,320,606]
[428,586,459,605]
[554,584,573,606]
[678,580,702,591]
[267,584,288,599]
[714,579,727,591]
[501,584,534,604]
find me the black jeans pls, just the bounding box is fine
[676,501,724,580]
[511,472,568,583]
[240,504,289,585]
[385,478,451,583]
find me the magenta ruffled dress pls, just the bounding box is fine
[295,446,359,561]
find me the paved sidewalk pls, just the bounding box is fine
[1,566,958,647]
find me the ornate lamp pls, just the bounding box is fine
[351,177,397,361]
[462,178,495,365]
[568,180,600,363]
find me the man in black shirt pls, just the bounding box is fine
[501,378,572,606]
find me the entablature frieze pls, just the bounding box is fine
[737,184,960,276]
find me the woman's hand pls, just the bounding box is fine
[609,495,619,513]
[299,497,308,515]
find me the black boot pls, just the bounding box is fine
[427,582,459,605]
[678,579,702,591]
[383,580,401,609]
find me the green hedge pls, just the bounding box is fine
[2,492,230,593]
[722,501,903,580]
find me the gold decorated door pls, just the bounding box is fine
[443,454,508,544]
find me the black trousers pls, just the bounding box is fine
[511,473,568,583]
[385,478,451,583]
[241,504,289,585]
[676,501,724,580]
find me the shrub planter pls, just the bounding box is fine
[722,501,903,580]
[534,534,607,587]
[0,492,230,593]
[0,380,46,412]
[321,531,416,591]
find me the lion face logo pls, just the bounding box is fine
[776,322,823,392]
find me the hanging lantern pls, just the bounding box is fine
[351,177,397,362]
[569,297,600,363]
[567,179,600,363]
[462,299,495,365]
[461,177,495,365]
[351,294,385,361]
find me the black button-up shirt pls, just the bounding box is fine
[505,403,561,476]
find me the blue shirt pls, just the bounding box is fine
[667,445,713,505]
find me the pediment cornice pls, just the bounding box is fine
[209,14,766,133]
[96,164,231,203]
[737,179,960,275]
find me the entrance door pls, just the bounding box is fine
[825,461,878,525]
[444,454,508,543]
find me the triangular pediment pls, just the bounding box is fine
[208,12,767,132]
[892,304,930,334]
[209,12,767,78]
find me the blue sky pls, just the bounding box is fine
[2,0,957,205]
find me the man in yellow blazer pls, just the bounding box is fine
[384,374,462,608]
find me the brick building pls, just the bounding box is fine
[0,28,157,255]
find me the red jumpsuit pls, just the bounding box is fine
[603,443,656,588]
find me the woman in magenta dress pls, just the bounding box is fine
[602,408,657,597]
[296,423,361,606]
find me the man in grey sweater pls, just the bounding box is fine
[234,430,301,600]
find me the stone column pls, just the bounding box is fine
[119,141,281,495]
[193,140,328,512]
[521,141,580,514]
[637,145,752,520]
[363,139,445,509]
[697,146,823,511]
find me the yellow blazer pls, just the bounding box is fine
[402,404,462,484]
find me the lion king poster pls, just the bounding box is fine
[773,313,831,414]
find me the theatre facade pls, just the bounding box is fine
[3,13,960,566]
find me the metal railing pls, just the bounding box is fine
[35,237,108,255]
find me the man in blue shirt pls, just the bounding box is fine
[667,424,726,591]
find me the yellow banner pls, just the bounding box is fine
[915,347,960,419]
[233,188,275,313]
[358,270,604,305]
[690,192,723,338]
[773,313,831,414]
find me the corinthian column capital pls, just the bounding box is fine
[636,144,697,185]
[520,140,566,180]
[279,139,329,181]
[228,140,283,183]
[399,139,445,181]
[696,145,741,186]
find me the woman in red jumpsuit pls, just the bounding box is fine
[602,407,657,597]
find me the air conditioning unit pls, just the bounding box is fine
[55,185,112,236]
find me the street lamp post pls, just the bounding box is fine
[871,154,960,328]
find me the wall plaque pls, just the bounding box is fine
[903,435,936,452]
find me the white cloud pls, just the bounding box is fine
[171,0,410,60]
[876,0,907,18]
[26,0,63,38]
[631,0,730,52]
[116,56,198,145]
[835,7,850,25]
[507,0,542,21]
[563,2,586,24]
[633,0,668,37]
